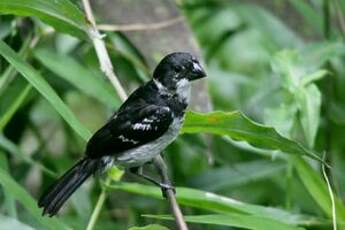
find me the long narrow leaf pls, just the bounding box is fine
[0,134,56,177]
[190,160,286,191]
[0,214,34,230]
[0,151,17,217]
[182,111,323,162]
[289,0,323,34]
[34,49,119,107]
[0,84,32,131]
[0,168,68,230]
[0,40,91,141]
[0,0,87,39]
[144,214,305,230]
[293,157,345,223]
[108,182,316,226]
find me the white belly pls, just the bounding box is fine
[115,118,183,167]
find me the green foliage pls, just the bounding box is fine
[0,168,68,229]
[129,224,170,230]
[0,40,91,140]
[109,182,317,226]
[183,111,322,161]
[294,157,345,222]
[270,50,326,147]
[0,84,31,130]
[34,48,120,107]
[0,0,87,38]
[145,214,305,230]
[1,0,345,229]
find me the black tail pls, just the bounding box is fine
[38,157,99,216]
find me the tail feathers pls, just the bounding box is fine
[38,157,98,217]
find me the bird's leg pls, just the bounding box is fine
[152,154,175,198]
[129,166,168,189]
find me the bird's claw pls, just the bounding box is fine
[159,183,175,198]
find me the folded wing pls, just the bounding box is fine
[86,104,173,158]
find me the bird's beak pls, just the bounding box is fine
[190,62,206,80]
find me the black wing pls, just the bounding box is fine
[85,104,173,158]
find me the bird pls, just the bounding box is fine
[38,52,206,217]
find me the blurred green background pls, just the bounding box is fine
[1,0,345,229]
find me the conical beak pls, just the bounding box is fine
[190,62,206,80]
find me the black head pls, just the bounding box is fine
[153,52,206,89]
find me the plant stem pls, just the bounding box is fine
[82,0,127,102]
[322,154,337,230]
[153,155,188,230]
[86,177,111,230]
[97,17,183,32]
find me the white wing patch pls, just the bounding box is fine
[143,118,154,123]
[133,123,152,131]
[118,135,139,144]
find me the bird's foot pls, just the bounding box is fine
[159,183,176,198]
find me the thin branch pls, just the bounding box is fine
[82,0,128,102]
[97,17,183,32]
[153,155,188,230]
[322,153,337,230]
[86,177,111,230]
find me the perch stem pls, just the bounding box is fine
[153,155,188,230]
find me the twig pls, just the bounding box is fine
[97,17,183,32]
[82,0,127,102]
[86,177,111,230]
[322,153,337,230]
[153,155,188,230]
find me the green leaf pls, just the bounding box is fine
[0,134,56,177]
[0,40,91,141]
[107,166,124,181]
[182,111,322,162]
[129,224,170,230]
[0,33,31,95]
[109,33,150,82]
[293,157,345,223]
[0,84,32,131]
[108,182,315,226]
[302,42,345,68]
[0,20,11,39]
[296,84,321,148]
[0,214,34,230]
[264,103,298,138]
[0,151,17,217]
[234,4,303,48]
[270,50,325,147]
[300,70,328,86]
[289,0,323,35]
[144,214,304,230]
[190,160,286,191]
[0,0,88,39]
[0,168,69,230]
[34,48,120,107]
[271,50,300,90]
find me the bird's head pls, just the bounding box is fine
[153,52,206,90]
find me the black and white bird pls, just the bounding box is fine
[38,52,206,216]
